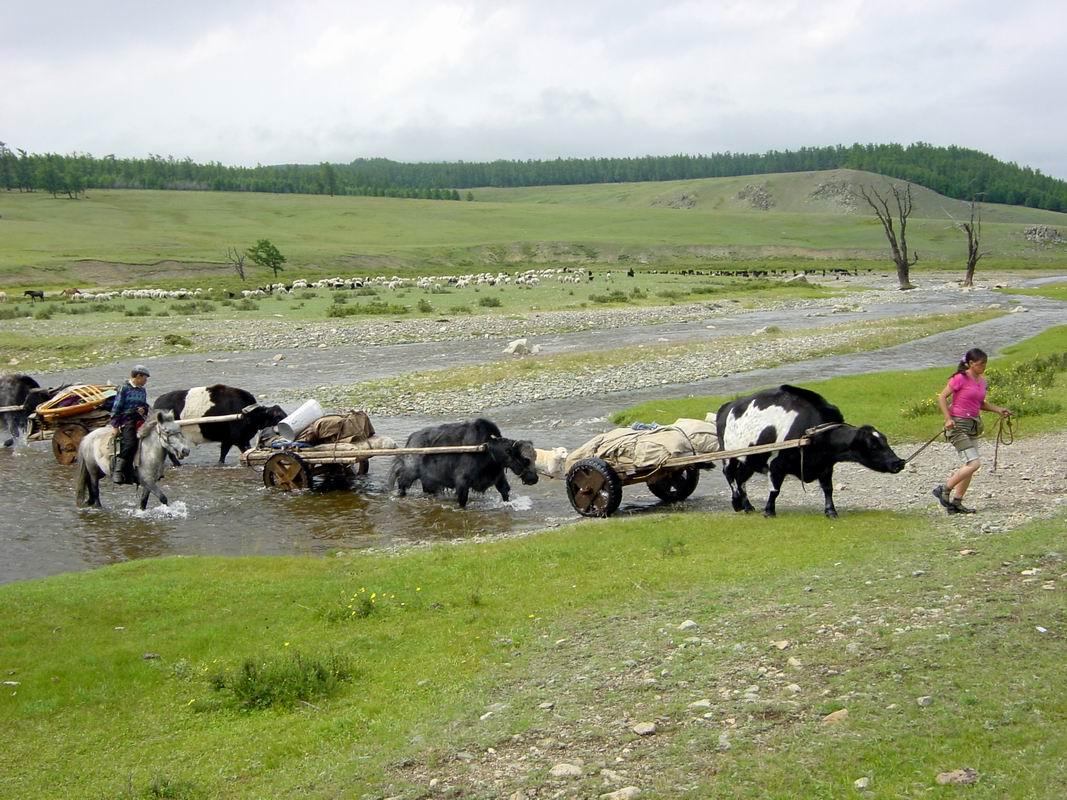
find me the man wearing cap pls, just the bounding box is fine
[110,366,151,484]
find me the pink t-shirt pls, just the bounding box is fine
[948,372,987,418]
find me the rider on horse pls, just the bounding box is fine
[110,366,151,484]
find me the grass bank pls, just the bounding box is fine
[1,508,1064,798]
[614,325,1067,440]
[0,275,838,373]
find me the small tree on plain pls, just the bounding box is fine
[958,197,988,288]
[859,183,918,290]
[246,239,287,279]
[226,246,247,281]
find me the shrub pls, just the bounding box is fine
[332,293,349,305]
[630,287,647,299]
[449,305,473,315]
[590,290,628,304]
[124,304,152,318]
[477,296,501,308]
[209,651,353,710]
[33,307,53,320]
[902,352,1067,418]
[416,298,433,313]
[234,299,258,311]
[326,301,409,317]
[169,300,215,315]
[163,334,193,347]
[0,307,29,320]
[353,287,378,296]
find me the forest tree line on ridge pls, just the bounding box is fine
[1,141,1065,213]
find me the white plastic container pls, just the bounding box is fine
[276,399,324,441]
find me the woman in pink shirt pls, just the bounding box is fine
[932,348,1012,514]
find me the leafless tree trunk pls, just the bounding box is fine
[959,198,988,287]
[859,183,919,290]
[226,247,247,281]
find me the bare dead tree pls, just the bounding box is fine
[226,246,247,281]
[959,197,988,287]
[859,183,918,290]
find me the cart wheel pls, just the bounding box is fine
[647,466,700,503]
[566,458,623,518]
[52,423,88,465]
[263,452,311,491]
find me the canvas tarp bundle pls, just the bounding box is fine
[565,420,719,475]
[295,409,375,445]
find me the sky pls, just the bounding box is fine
[3,0,1065,178]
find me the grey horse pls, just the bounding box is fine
[75,410,191,510]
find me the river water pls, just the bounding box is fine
[2,277,1063,584]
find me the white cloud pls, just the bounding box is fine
[1,0,1064,177]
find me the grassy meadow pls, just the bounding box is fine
[614,326,1067,440]
[1,503,1063,798]
[2,167,1067,289]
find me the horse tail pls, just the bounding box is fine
[75,457,91,507]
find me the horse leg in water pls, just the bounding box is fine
[137,471,169,510]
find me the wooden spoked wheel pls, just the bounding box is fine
[52,423,88,465]
[647,467,701,503]
[262,452,312,491]
[565,458,623,518]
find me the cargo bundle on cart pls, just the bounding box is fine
[22,384,118,464]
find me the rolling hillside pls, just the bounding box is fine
[1,169,1065,286]
[471,169,1067,225]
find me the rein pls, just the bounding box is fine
[903,427,948,464]
[992,415,1015,472]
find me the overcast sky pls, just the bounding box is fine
[3,0,1064,178]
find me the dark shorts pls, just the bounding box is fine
[947,416,982,462]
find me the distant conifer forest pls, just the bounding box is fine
[1,141,1064,212]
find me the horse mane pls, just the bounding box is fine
[138,410,175,440]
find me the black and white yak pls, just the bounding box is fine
[715,385,905,518]
[389,418,539,507]
[153,384,286,464]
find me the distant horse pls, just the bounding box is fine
[75,410,191,510]
[23,290,44,303]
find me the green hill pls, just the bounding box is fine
[471,168,1067,225]
[1,169,1065,287]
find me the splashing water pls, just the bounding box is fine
[128,500,190,521]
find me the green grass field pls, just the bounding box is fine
[1,506,1063,799]
[613,326,1067,439]
[2,167,1066,289]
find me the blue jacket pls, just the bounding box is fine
[110,381,148,427]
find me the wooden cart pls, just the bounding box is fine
[242,442,489,491]
[564,433,818,518]
[23,384,117,464]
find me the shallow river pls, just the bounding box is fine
[2,280,1062,584]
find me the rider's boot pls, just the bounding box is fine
[112,458,127,484]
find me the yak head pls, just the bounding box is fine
[490,437,540,485]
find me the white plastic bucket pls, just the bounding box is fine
[276,399,324,441]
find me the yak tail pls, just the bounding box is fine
[75,458,91,507]
[386,456,402,489]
